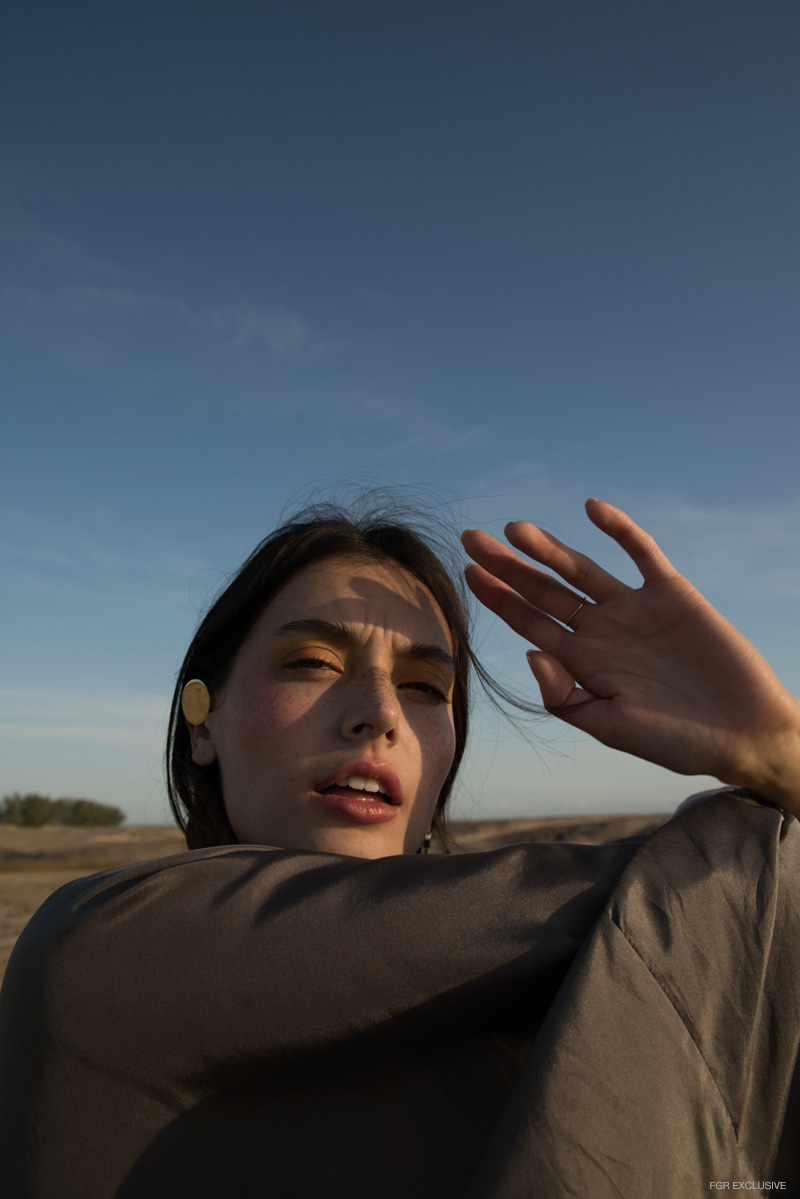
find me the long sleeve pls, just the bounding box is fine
[0,835,639,1199]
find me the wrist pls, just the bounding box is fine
[722,704,800,818]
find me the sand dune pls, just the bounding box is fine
[0,814,667,986]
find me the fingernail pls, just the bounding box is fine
[460,529,476,542]
[585,497,600,506]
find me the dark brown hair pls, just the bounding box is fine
[167,496,477,851]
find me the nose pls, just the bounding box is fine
[341,669,399,743]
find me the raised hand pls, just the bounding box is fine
[461,500,800,815]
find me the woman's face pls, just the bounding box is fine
[189,555,458,857]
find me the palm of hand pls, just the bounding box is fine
[461,501,800,796]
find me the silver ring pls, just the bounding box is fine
[565,597,588,626]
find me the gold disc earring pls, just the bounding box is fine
[181,679,211,725]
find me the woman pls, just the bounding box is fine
[1,496,798,1198]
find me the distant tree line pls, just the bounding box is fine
[0,793,125,827]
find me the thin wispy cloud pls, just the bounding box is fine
[456,467,800,598]
[3,216,320,361]
[0,509,204,581]
[0,216,122,280]
[61,284,192,319]
[636,497,800,597]
[211,303,313,354]
[655,498,800,551]
[61,285,318,358]
[364,419,496,460]
[351,285,394,307]
[0,509,211,624]
[59,284,317,357]
[0,688,168,749]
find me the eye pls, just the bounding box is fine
[399,680,450,704]
[283,654,341,674]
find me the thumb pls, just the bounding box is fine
[526,651,595,722]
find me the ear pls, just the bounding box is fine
[187,719,218,766]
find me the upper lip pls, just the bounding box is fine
[316,758,403,805]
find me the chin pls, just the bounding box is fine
[306,827,406,859]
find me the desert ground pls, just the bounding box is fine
[0,813,666,987]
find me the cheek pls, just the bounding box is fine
[418,710,457,786]
[441,721,458,776]
[249,682,299,728]
[224,678,316,759]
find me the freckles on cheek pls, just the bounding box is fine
[235,680,319,741]
[420,716,457,784]
[439,729,457,776]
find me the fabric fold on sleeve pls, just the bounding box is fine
[463,793,800,1198]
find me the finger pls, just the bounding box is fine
[526,651,597,718]
[462,529,605,626]
[464,563,573,656]
[503,521,628,603]
[584,499,676,583]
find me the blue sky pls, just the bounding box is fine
[2,0,799,825]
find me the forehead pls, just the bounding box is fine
[256,555,453,648]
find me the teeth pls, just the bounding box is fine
[337,775,386,795]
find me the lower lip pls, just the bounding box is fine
[311,791,400,824]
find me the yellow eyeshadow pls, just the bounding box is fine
[271,635,454,694]
[400,661,455,697]
[277,639,342,662]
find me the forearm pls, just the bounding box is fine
[1,840,639,1091]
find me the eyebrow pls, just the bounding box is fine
[273,619,456,671]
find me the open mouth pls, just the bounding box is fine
[316,763,402,808]
[320,782,395,805]
[313,770,402,823]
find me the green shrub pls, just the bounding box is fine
[0,793,125,827]
[58,799,126,827]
